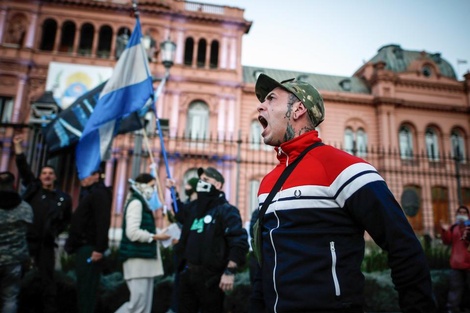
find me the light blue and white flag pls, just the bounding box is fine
[76,18,153,180]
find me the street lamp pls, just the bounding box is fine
[160,38,176,73]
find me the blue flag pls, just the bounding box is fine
[76,18,153,180]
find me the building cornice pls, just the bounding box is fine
[373,96,470,113]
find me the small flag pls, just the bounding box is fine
[76,17,153,180]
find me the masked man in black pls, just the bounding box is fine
[167,167,248,313]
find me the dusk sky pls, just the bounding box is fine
[199,0,470,79]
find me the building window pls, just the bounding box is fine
[39,19,57,51]
[451,129,466,163]
[184,37,194,66]
[0,97,14,123]
[399,125,414,159]
[344,127,367,156]
[97,25,113,59]
[197,38,207,68]
[425,127,439,161]
[59,21,76,53]
[186,101,209,140]
[344,127,354,154]
[209,40,219,69]
[250,120,270,151]
[78,23,94,56]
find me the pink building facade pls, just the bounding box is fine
[1,0,469,238]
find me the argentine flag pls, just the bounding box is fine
[76,18,153,180]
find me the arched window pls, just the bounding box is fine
[399,125,414,159]
[184,37,194,66]
[186,101,209,140]
[197,38,207,68]
[356,128,367,157]
[425,127,439,161]
[39,19,57,51]
[344,127,354,154]
[343,127,367,156]
[451,129,467,163]
[59,21,75,53]
[78,23,94,56]
[250,120,271,151]
[210,40,219,69]
[97,25,112,58]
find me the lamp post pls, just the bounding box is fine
[160,38,176,76]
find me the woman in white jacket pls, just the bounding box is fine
[116,173,170,313]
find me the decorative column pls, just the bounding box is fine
[0,8,8,43]
[11,76,27,123]
[175,29,184,64]
[25,11,38,48]
[217,98,226,140]
[229,37,237,70]
[169,92,180,137]
[91,28,99,58]
[220,37,228,69]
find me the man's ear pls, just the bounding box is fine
[214,181,223,190]
[294,102,308,120]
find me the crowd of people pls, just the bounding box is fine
[1,74,470,313]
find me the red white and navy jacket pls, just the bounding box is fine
[250,131,436,313]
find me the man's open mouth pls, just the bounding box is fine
[258,116,268,129]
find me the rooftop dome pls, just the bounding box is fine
[368,44,457,79]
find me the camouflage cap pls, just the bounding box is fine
[197,167,224,185]
[255,74,325,127]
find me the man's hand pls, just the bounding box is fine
[13,134,24,154]
[89,251,103,263]
[219,272,235,292]
[440,219,450,231]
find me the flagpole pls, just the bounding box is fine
[153,71,179,213]
[141,127,165,206]
[131,0,178,212]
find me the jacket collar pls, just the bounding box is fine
[275,131,322,165]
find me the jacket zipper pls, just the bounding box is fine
[330,241,341,296]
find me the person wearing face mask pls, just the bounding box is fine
[166,167,248,313]
[115,173,170,313]
[440,206,470,313]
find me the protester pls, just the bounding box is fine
[13,134,72,313]
[250,74,437,313]
[65,170,112,313]
[115,173,170,313]
[166,168,249,313]
[440,206,470,313]
[0,171,33,313]
[166,176,199,313]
